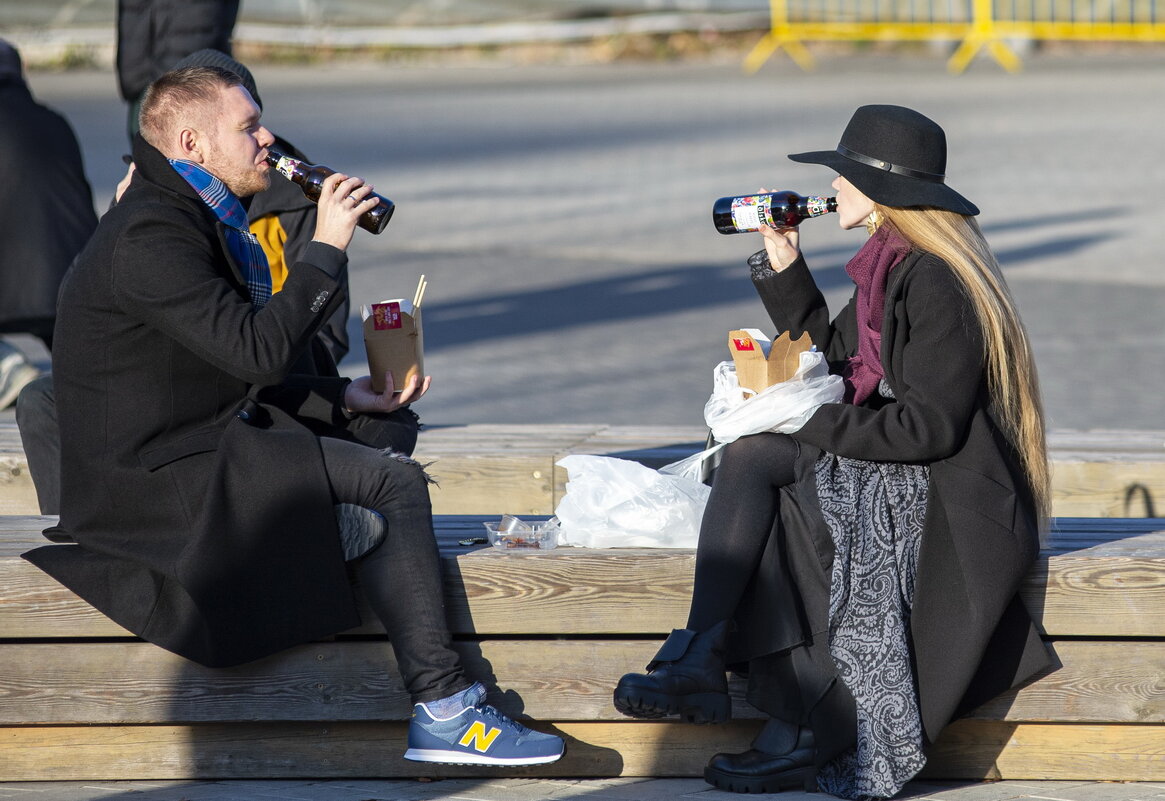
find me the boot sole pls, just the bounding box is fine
[613,687,731,723]
[703,764,818,794]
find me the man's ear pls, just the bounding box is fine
[175,127,206,163]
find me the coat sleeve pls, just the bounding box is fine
[794,255,987,463]
[111,205,348,386]
[752,255,858,370]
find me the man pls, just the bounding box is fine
[16,49,370,515]
[117,0,240,140]
[22,66,563,768]
[0,39,97,407]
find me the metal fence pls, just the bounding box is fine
[746,0,1165,72]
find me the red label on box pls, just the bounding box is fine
[371,302,402,331]
[732,338,756,351]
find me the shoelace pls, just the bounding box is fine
[473,703,526,734]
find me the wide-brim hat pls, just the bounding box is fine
[788,104,979,216]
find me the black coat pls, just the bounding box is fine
[0,79,97,328]
[23,136,362,667]
[730,250,1050,749]
[115,0,240,102]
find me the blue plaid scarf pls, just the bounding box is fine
[169,159,272,309]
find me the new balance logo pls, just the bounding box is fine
[458,721,502,752]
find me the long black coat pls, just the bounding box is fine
[729,250,1050,751]
[0,79,97,329]
[115,0,240,102]
[23,136,362,667]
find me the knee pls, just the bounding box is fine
[378,449,435,501]
[15,374,56,433]
[715,433,799,484]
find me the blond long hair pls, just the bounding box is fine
[877,204,1050,523]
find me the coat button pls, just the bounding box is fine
[237,410,250,421]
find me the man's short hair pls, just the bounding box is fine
[138,65,243,149]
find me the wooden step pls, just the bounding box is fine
[0,721,1160,781]
[2,423,1163,517]
[2,517,1163,639]
[0,639,1158,726]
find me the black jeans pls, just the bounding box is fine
[687,432,799,631]
[319,436,471,704]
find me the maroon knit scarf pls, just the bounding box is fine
[843,224,911,405]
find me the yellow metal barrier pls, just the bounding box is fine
[745,0,1165,73]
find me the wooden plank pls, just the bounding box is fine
[0,421,38,514]
[2,423,1162,516]
[0,640,667,725]
[923,721,1165,781]
[415,424,600,515]
[2,518,1164,638]
[0,721,1160,782]
[1,639,1159,726]
[967,641,1165,723]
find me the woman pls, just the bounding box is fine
[613,105,1052,799]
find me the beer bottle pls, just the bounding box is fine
[713,191,836,235]
[265,148,395,235]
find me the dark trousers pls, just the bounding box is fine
[15,374,58,514]
[18,375,466,704]
[319,437,470,704]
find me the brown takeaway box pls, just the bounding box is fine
[728,329,812,395]
[362,299,424,394]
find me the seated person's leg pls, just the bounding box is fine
[15,374,60,515]
[319,437,564,766]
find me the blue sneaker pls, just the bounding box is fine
[404,683,565,766]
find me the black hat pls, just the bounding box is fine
[788,104,978,216]
[170,48,262,111]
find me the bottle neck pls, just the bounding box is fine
[265,148,306,183]
[799,196,837,217]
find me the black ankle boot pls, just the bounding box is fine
[704,724,817,794]
[612,620,731,723]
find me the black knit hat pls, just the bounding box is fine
[788,104,978,216]
[170,48,262,111]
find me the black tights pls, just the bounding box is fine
[686,432,799,631]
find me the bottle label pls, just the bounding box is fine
[273,155,301,181]
[730,195,772,232]
[805,196,829,217]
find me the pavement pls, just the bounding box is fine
[0,779,1163,801]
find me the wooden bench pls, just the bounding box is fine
[0,515,1161,782]
[2,423,1163,518]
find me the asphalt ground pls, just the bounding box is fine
[7,51,1164,432]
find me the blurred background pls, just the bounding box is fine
[2,1,1163,431]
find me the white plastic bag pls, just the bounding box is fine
[553,454,710,548]
[660,350,844,483]
[704,349,843,444]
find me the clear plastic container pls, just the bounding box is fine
[483,515,560,550]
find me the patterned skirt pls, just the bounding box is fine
[813,452,931,800]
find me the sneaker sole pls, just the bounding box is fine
[403,747,564,766]
[613,687,731,724]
